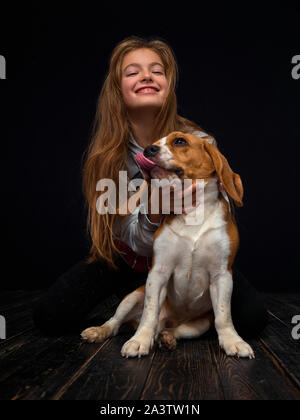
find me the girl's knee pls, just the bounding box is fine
[233,298,268,339]
[32,293,81,336]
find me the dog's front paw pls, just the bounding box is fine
[219,334,255,359]
[81,325,113,343]
[121,335,154,358]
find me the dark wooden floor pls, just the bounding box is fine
[0,291,299,400]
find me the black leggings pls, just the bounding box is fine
[33,257,268,339]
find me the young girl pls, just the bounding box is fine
[33,36,267,338]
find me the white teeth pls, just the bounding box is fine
[137,88,157,93]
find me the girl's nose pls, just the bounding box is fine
[141,70,152,82]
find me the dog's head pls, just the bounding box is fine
[136,131,243,207]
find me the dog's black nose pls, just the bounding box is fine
[144,145,160,158]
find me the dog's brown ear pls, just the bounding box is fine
[203,141,244,207]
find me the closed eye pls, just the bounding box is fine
[127,71,163,76]
[173,137,188,146]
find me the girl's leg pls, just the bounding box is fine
[32,257,146,335]
[231,267,268,338]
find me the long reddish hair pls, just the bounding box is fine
[83,36,212,269]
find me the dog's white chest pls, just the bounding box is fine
[156,201,230,318]
[167,201,228,251]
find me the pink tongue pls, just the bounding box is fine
[135,153,157,171]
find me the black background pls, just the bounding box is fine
[0,3,299,292]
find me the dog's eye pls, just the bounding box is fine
[173,137,188,146]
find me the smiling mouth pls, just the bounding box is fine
[135,87,159,94]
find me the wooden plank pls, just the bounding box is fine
[22,338,109,400]
[0,291,32,307]
[20,297,123,400]
[0,292,299,401]
[1,305,36,339]
[269,294,300,311]
[259,311,300,389]
[209,337,300,400]
[264,295,296,322]
[0,329,41,359]
[0,330,63,399]
[0,291,134,400]
[0,291,41,337]
[264,295,300,321]
[0,291,42,311]
[0,325,95,400]
[141,334,223,400]
[263,295,299,326]
[56,328,155,400]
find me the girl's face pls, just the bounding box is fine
[121,48,169,113]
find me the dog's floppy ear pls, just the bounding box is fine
[203,141,244,207]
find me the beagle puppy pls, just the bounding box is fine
[81,131,255,359]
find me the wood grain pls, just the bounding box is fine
[0,292,300,400]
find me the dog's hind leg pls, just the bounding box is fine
[158,311,214,351]
[81,286,145,343]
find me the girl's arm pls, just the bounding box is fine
[114,204,160,256]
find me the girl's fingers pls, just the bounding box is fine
[183,201,202,214]
[155,180,204,214]
[183,182,196,196]
[173,182,202,200]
